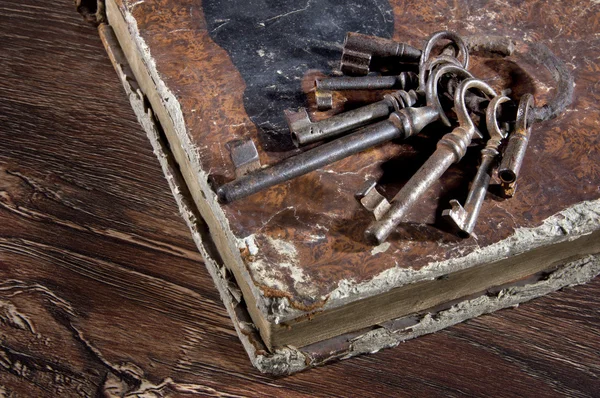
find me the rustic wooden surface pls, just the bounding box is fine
[0,1,599,396]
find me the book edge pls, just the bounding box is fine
[97,23,295,373]
[324,199,600,310]
[97,22,600,375]
[103,0,283,344]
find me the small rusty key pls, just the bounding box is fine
[341,32,422,76]
[442,95,511,236]
[364,78,497,245]
[314,72,418,110]
[498,93,535,198]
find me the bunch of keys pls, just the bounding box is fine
[217,30,539,244]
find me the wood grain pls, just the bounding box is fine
[0,1,599,396]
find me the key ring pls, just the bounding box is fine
[418,31,469,91]
[425,63,473,127]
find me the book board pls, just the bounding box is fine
[94,0,600,373]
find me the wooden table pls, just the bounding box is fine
[0,1,598,396]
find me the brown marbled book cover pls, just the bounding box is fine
[88,0,600,373]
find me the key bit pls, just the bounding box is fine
[341,32,422,76]
[314,72,418,111]
[283,107,312,133]
[355,180,391,220]
[340,48,372,77]
[498,94,535,198]
[443,95,511,236]
[227,139,261,178]
[364,78,497,245]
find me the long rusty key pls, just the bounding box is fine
[442,95,511,236]
[285,89,421,146]
[364,78,497,245]
[217,65,470,204]
[288,60,474,147]
[354,64,474,221]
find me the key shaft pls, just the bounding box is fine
[443,95,511,235]
[287,90,420,147]
[498,94,535,198]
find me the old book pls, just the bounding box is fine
[80,0,600,374]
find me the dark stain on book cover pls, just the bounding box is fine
[204,0,394,151]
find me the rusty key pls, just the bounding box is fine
[364,78,497,245]
[285,89,421,146]
[442,95,511,236]
[289,60,473,147]
[314,71,418,110]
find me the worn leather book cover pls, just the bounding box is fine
[79,0,600,374]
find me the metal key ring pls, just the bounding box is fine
[425,63,473,127]
[419,54,464,92]
[418,31,469,91]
